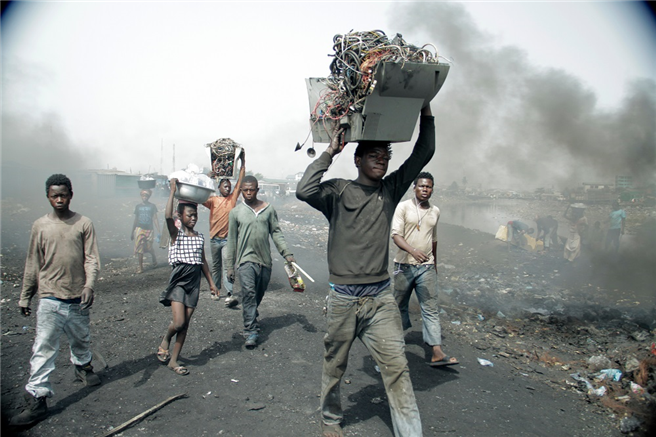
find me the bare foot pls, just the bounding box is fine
[321,422,343,437]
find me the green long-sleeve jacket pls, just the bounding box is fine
[225,202,292,270]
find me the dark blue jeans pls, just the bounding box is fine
[237,262,271,335]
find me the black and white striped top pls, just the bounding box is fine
[168,229,204,265]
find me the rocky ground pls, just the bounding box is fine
[1,193,655,436]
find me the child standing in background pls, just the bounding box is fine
[157,179,218,375]
[131,189,160,274]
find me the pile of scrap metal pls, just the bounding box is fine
[304,30,450,144]
[205,138,240,179]
[315,30,442,121]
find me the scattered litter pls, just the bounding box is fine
[590,386,607,397]
[231,379,239,383]
[496,311,506,319]
[202,391,212,399]
[587,355,611,371]
[374,365,381,373]
[630,381,645,395]
[451,321,461,325]
[370,397,384,404]
[570,373,594,391]
[477,358,494,367]
[597,369,622,382]
[630,330,649,341]
[477,314,485,321]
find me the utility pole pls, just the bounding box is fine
[172,144,176,172]
[160,139,163,175]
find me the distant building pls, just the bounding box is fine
[286,172,304,181]
[582,182,611,191]
[615,175,633,190]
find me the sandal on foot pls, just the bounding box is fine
[429,356,459,367]
[156,347,170,363]
[210,293,220,301]
[321,422,344,437]
[169,365,189,376]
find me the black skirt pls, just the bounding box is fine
[159,263,202,308]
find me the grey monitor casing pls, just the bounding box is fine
[306,61,450,143]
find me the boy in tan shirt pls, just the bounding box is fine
[11,174,101,428]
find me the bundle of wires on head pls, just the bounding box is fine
[206,138,241,178]
[312,30,443,123]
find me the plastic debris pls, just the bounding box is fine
[374,365,381,373]
[598,368,622,381]
[587,354,612,370]
[477,358,494,367]
[451,321,461,325]
[590,386,606,396]
[496,311,506,319]
[477,314,485,321]
[630,381,645,395]
[570,373,594,391]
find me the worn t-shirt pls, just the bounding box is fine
[203,191,240,239]
[391,199,440,265]
[134,202,158,230]
[20,213,101,306]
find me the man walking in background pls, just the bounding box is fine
[204,149,245,307]
[225,175,295,349]
[391,171,458,367]
[11,174,101,427]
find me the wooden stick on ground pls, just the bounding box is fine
[101,393,188,437]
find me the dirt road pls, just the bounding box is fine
[1,195,654,436]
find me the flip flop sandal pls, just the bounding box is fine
[170,366,189,376]
[156,346,170,363]
[429,356,460,367]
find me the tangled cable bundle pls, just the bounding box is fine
[312,30,441,123]
[206,138,240,178]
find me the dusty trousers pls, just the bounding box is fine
[393,263,441,347]
[237,262,271,335]
[26,298,93,398]
[320,287,422,437]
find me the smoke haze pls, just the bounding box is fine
[393,2,656,190]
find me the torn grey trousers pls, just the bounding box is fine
[320,287,422,437]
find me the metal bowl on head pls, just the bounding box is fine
[138,179,156,189]
[174,181,214,204]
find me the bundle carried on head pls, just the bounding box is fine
[206,138,241,178]
[314,30,442,121]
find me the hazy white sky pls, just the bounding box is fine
[2,1,655,186]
